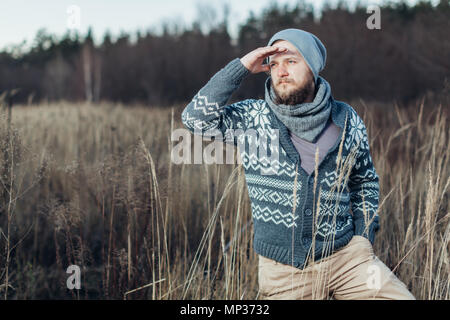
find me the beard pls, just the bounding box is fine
[272,77,316,105]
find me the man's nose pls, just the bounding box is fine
[277,65,289,77]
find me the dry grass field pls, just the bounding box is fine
[0,98,448,299]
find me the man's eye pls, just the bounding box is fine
[289,60,296,64]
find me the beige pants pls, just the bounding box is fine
[258,235,415,300]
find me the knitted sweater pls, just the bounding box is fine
[181,58,380,269]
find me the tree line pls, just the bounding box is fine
[0,0,449,107]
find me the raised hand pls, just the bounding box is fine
[240,46,287,74]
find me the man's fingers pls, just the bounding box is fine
[257,46,287,58]
[264,46,285,51]
[263,46,286,53]
[241,46,287,73]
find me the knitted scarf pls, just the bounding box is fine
[264,75,333,143]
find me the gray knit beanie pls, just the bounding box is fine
[266,28,326,84]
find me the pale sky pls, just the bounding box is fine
[0,0,425,51]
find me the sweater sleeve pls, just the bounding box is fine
[181,58,255,146]
[347,119,380,245]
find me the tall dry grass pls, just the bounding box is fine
[0,98,448,299]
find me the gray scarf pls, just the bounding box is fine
[265,75,333,143]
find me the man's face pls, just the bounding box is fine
[268,40,315,105]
